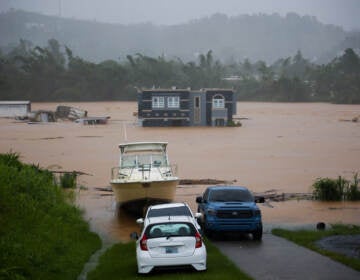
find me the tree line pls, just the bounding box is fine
[0,39,359,103]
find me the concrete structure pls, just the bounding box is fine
[138,88,236,127]
[0,101,31,118]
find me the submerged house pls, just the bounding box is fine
[138,88,236,127]
[0,101,31,118]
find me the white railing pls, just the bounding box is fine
[111,164,178,181]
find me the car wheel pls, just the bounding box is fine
[252,224,263,241]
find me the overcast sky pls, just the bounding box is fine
[1,0,359,30]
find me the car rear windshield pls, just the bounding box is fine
[208,189,254,202]
[145,222,196,239]
[147,205,192,218]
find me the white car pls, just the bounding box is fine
[132,215,207,274]
[136,202,202,231]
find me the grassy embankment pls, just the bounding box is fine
[272,224,360,271]
[87,239,252,280]
[0,153,101,280]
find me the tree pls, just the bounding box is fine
[336,48,360,74]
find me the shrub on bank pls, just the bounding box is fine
[60,172,77,189]
[0,153,101,280]
[312,174,360,201]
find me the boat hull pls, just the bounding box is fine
[110,179,178,215]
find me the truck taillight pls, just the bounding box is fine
[140,234,148,251]
[195,231,202,248]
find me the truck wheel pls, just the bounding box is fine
[204,227,213,238]
[252,225,263,241]
[203,218,213,238]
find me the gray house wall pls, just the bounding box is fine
[138,88,236,127]
[205,89,235,126]
[211,108,228,126]
[189,92,207,126]
[139,90,190,127]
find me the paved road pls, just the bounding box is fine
[213,233,360,280]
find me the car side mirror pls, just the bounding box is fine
[196,196,203,203]
[194,212,202,219]
[136,218,144,224]
[254,196,265,203]
[130,232,139,240]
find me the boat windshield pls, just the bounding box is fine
[121,154,167,168]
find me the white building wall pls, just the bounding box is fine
[0,101,31,117]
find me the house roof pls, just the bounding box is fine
[0,101,31,105]
[141,88,234,94]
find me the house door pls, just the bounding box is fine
[215,119,225,126]
[194,96,201,124]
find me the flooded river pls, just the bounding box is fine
[1,102,359,242]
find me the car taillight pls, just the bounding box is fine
[140,234,148,251]
[195,231,202,248]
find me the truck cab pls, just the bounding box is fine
[196,186,264,240]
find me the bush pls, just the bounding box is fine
[312,174,360,201]
[346,173,360,201]
[0,152,22,170]
[60,172,77,189]
[227,120,242,127]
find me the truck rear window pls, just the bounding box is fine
[209,189,253,202]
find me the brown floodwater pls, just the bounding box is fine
[1,102,360,242]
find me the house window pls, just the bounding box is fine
[195,96,200,108]
[152,96,164,108]
[212,95,225,109]
[167,96,180,108]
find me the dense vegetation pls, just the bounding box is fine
[1,39,360,103]
[87,239,252,280]
[312,174,360,201]
[272,224,360,271]
[0,153,101,280]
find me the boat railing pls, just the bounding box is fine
[111,164,178,181]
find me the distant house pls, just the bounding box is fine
[138,88,236,127]
[0,101,31,118]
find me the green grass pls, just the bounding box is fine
[87,239,252,280]
[0,152,102,280]
[272,224,360,271]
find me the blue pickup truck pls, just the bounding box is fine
[196,186,264,240]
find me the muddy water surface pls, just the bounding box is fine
[1,102,359,242]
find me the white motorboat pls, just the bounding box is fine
[110,142,178,214]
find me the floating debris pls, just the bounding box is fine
[56,105,87,120]
[179,178,236,185]
[50,170,93,176]
[28,110,57,123]
[254,189,313,201]
[75,116,110,125]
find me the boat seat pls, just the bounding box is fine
[139,164,151,171]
